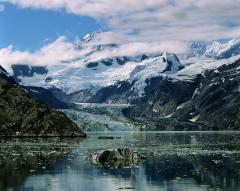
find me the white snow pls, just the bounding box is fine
[128,52,184,97]
[205,41,227,57]
[186,38,240,59]
[171,55,240,82]
[17,52,184,96]
[190,115,200,122]
[9,33,240,100]
[18,57,141,94]
[171,57,217,81]
[217,39,240,57]
[15,53,240,99]
[13,53,240,100]
[0,66,10,77]
[176,102,188,110]
[205,39,240,58]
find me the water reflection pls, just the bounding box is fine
[0,138,84,191]
[2,132,240,191]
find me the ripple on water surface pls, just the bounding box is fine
[1,131,240,191]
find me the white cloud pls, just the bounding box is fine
[87,40,187,60]
[0,36,80,72]
[0,0,239,70]
[0,34,187,72]
[2,0,240,41]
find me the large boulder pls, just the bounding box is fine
[88,148,145,168]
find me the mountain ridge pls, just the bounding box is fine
[0,65,86,137]
[3,33,240,130]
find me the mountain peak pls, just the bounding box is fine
[187,38,240,59]
[83,32,96,42]
[82,30,102,42]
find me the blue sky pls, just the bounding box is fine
[1,0,240,50]
[0,0,239,71]
[0,3,103,51]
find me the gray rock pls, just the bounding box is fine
[122,58,240,130]
[88,148,146,168]
[181,58,240,129]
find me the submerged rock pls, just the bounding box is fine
[98,136,121,139]
[88,148,146,168]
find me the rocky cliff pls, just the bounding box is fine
[174,57,240,129]
[0,66,86,137]
[125,56,240,130]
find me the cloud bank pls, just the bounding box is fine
[0,34,187,73]
[0,0,240,70]
[3,0,240,41]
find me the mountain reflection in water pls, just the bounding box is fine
[1,132,240,191]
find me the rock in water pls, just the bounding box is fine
[88,148,145,168]
[0,66,86,137]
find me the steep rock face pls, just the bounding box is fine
[175,57,240,129]
[123,56,240,130]
[144,75,200,116]
[88,81,132,103]
[23,86,71,109]
[122,75,200,118]
[0,67,86,137]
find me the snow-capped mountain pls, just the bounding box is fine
[212,39,240,59]
[187,38,240,59]
[11,32,178,99]
[128,52,184,97]
[7,32,240,109]
[204,41,226,58]
[186,41,208,58]
[122,55,240,130]
[11,50,184,100]
[3,31,240,130]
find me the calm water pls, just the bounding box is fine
[2,131,240,191]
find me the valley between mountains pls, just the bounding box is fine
[1,34,240,133]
